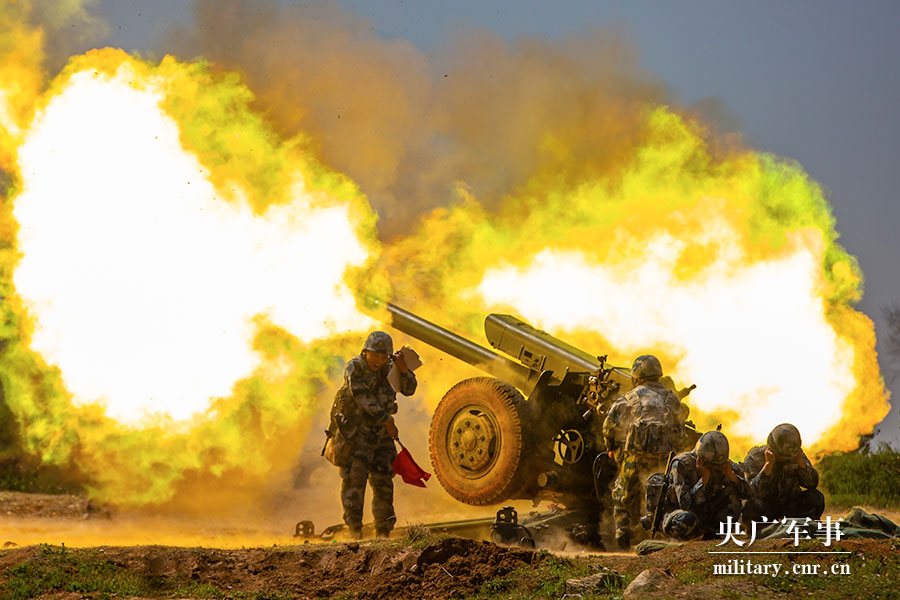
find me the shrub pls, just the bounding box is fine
[819,443,900,508]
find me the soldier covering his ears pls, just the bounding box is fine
[741,423,825,525]
[649,430,751,540]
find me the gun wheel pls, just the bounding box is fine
[429,377,528,505]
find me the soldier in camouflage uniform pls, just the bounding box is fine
[328,331,417,539]
[741,423,824,525]
[652,431,751,540]
[602,355,687,549]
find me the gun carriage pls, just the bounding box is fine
[385,303,696,511]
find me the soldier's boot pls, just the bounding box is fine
[615,529,631,550]
[348,526,363,540]
[370,470,395,541]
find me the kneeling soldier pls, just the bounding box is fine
[741,423,824,525]
[653,431,751,540]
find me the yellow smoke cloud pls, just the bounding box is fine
[0,4,44,170]
[1,40,384,508]
[0,0,889,516]
[375,109,888,458]
[169,0,666,238]
[14,51,375,422]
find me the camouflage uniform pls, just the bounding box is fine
[603,360,686,547]
[608,448,669,545]
[741,444,824,524]
[330,348,417,536]
[661,449,751,540]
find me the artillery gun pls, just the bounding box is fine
[385,303,697,513]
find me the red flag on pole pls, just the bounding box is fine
[392,440,431,488]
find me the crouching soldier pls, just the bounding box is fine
[741,423,825,525]
[649,431,751,540]
[326,331,417,540]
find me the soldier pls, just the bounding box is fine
[741,423,825,525]
[651,431,751,540]
[327,331,417,539]
[603,355,687,549]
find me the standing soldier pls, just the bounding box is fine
[650,431,751,540]
[327,331,417,539]
[741,423,825,524]
[603,355,687,549]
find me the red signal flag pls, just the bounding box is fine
[392,443,431,488]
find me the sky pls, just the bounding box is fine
[83,0,900,444]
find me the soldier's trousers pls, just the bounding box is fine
[742,488,825,525]
[340,451,396,533]
[612,451,667,543]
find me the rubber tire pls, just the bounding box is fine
[429,377,528,505]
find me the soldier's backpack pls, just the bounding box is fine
[624,388,682,454]
[322,395,353,468]
[322,427,351,468]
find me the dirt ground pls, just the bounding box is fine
[2,492,899,599]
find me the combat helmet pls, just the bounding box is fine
[662,510,699,539]
[363,331,394,355]
[767,423,802,460]
[696,431,730,465]
[631,355,663,380]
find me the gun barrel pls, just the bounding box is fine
[386,303,534,391]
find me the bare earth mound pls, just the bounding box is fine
[1,536,540,599]
[2,536,900,599]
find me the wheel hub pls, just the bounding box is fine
[448,407,498,474]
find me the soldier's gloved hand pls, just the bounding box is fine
[384,416,399,440]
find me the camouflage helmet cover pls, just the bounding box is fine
[696,431,730,465]
[767,423,802,460]
[363,331,394,355]
[631,355,663,380]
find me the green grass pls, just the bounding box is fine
[2,544,148,600]
[674,562,709,585]
[466,552,625,600]
[819,443,900,508]
[396,525,454,549]
[754,545,900,599]
[0,544,238,600]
